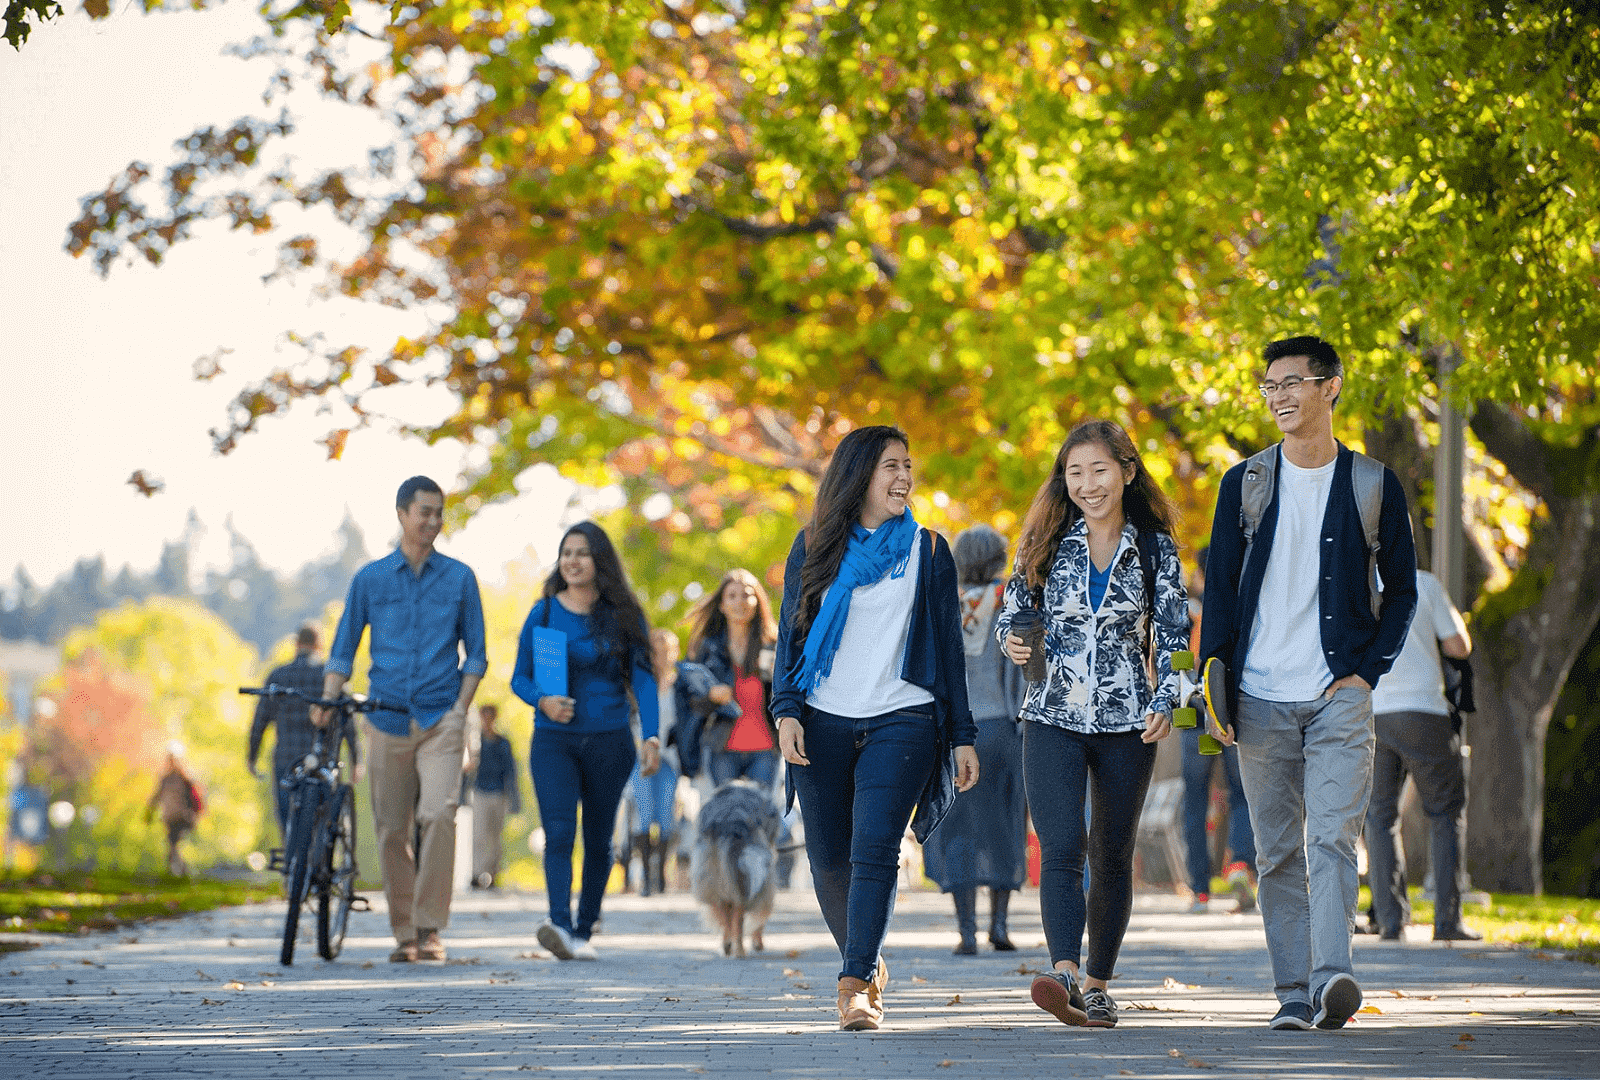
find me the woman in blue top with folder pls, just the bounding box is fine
[513,520,660,962]
[773,424,979,1031]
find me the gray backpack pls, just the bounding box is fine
[1239,444,1386,616]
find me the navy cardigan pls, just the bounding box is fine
[773,527,977,842]
[1200,442,1419,711]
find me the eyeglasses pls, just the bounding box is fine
[1257,375,1329,398]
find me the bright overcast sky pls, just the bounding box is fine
[0,3,581,589]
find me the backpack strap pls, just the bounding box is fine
[1350,451,1385,617]
[1238,444,1279,575]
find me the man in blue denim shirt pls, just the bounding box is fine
[1201,337,1417,1033]
[316,475,488,963]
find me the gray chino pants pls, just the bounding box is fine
[1235,687,1375,1007]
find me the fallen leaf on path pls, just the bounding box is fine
[946,994,962,1006]
[1169,1049,1215,1068]
[1011,964,1040,975]
[515,951,546,960]
[194,970,213,981]
[936,1061,955,1068]
[911,975,928,984]
[791,983,810,990]
[259,981,275,987]
[1548,1008,1577,1015]
[1456,1033,1475,1041]
[1120,1071,1134,1076]
[663,997,680,1002]
[1125,1001,1162,1011]
[360,962,375,969]
[1359,1005,1383,1014]
[200,998,224,1005]
[224,981,246,991]
[1162,977,1199,990]
[783,968,802,977]
[785,949,802,959]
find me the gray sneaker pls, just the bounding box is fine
[1313,973,1362,1030]
[1030,970,1087,1026]
[1083,987,1118,1028]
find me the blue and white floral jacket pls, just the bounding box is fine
[994,519,1190,735]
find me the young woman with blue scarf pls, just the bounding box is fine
[773,424,980,1032]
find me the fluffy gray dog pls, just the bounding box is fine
[691,780,782,957]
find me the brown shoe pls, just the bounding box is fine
[838,976,883,1031]
[388,940,418,963]
[416,929,446,962]
[869,956,889,1013]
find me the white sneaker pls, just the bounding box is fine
[571,937,599,961]
[536,920,575,961]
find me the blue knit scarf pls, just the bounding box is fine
[798,508,920,693]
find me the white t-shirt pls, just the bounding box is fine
[807,528,936,718]
[1371,570,1467,716]
[1241,454,1338,702]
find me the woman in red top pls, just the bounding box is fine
[682,568,780,788]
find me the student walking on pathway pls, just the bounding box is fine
[512,521,661,961]
[921,524,1028,955]
[774,424,979,1032]
[1365,567,1479,942]
[996,419,1191,1030]
[1201,336,1418,1031]
[468,703,521,890]
[319,475,488,964]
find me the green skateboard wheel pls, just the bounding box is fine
[1173,706,1198,729]
[1197,733,1223,756]
[1171,650,1195,671]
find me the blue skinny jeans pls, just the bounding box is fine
[790,704,939,983]
[530,727,636,940]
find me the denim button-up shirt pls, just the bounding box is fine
[326,548,488,735]
[994,520,1190,735]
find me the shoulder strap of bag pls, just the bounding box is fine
[1238,444,1279,573]
[1350,450,1385,617]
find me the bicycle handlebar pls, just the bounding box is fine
[238,684,409,714]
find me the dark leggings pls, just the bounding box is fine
[530,727,636,939]
[1023,721,1157,978]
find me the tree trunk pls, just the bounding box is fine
[1462,406,1600,893]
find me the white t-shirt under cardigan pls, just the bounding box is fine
[807,527,938,718]
[1241,454,1338,702]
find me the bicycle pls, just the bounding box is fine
[239,684,405,965]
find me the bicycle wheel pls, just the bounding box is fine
[317,786,358,960]
[280,787,319,966]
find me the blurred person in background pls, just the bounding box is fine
[468,703,521,889]
[147,742,203,877]
[248,625,357,840]
[922,524,1028,955]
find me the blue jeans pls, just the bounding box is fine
[1235,688,1375,1006]
[1023,722,1156,977]
[790,704,939,983]
[707,748,778,789]
[1181,728,1257,896]
[629,760,678,837]
[530,727,636,939]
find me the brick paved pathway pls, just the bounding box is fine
[3,885,1596,1078]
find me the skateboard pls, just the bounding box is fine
[1171,651,1199,729]
[1198,655,1232,756]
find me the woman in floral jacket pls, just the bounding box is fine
[996,419,1190,1030]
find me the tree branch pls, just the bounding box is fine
[1468,400,1555,502]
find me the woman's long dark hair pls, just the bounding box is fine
[542,520,652,674]
[794,424,910,641]
[1013,419,1179,592]
[687,567,778,675]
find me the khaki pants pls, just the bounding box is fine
[472,790,509,884]
[369,712,465,942]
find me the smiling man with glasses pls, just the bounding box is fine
[1199,335,1419,1033]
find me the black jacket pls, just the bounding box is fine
[773,527,977,842]
[671,659,742,779]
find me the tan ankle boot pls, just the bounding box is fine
[838,976,883,1031]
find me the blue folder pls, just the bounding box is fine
[532,626,568,698]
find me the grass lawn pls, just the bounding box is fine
[0,869,280,943]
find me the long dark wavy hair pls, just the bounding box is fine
[1013,419,1179,592]
[542,520,652,674]
[793,424,910,641]
[687,568,778,675]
